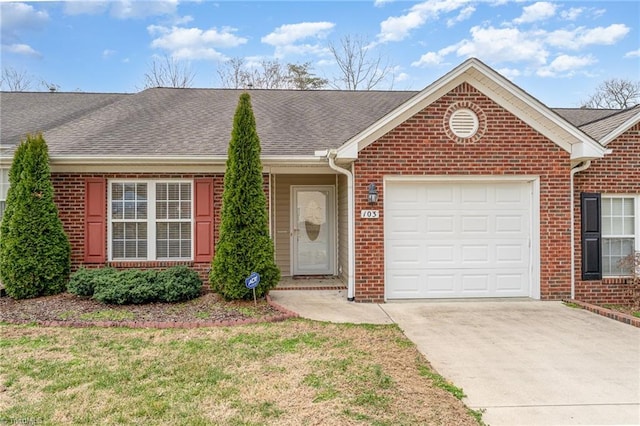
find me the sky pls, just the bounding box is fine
[1,0,639,107]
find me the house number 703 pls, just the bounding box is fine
[360,210,379,218]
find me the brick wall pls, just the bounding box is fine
[353,83,573,302]
[574,122,640,305]
[52,172,269,285]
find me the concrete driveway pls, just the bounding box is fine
[270,291,640,426]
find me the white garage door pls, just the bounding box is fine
[385,180,532,299]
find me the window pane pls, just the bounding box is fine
[157,222,167,239]
[112,183,123,201]
[167,183,180,201]
[603,237,635,275]
[156,183,167,200]
[181,241,191,258]
[168,201,180,219]
[137,183,147,200]
[181,201,191,219]
[124,183,136,200]
[169,240,180,257]
[124,202,136,219]
[112,240,124,258]
[624,198,634,215]
[181,183,191,200]
[112,223,124,239]
[181,222,191,239]
[602,198,611,215]
[157,241,167,258]
[611,199,622,215]
[112,201,123,220]
[156,201,167,219]
[169,222,180,239]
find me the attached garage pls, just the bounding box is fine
[384,178,539,300]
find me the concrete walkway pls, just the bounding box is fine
[270,290,640,426]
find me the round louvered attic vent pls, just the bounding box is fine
[449,108,479,138]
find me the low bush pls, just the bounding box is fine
[67,266,202,305]
[158,266,202,302]
[67,267,118,297]
[93,269,159,305]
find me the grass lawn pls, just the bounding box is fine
[0,320,483,425]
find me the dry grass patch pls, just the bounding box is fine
[0,320,482,425]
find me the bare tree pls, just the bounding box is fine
[1,66,33,91]
[217,58,327,90]
[142,55,195,89]
[217,57,249,89]
[581,78,640,109]
[328,35,394,90]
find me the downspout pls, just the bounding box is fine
[570,160,592,299]
[326,150,356,301]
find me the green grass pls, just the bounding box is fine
[0,320,482,425]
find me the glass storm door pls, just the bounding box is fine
[292,186,335,275]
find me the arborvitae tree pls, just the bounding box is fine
[0,134,71,299]
[210,93,280,299]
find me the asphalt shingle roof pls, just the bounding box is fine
[1,88,417,158]
[2,88,637,160]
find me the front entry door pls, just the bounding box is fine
[292,186,335,275]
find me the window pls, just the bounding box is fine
[0,168,9,222]
[602,196,639,276]
[109,180,192,261]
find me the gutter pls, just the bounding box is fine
[570,160,592,299]
[324,150,356,302]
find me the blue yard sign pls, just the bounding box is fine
[245,272,260,305]
[245,272,260,289]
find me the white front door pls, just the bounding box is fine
[292,186,335,275]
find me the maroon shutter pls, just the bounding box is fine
[84,178,106,263]
[194,178,214,262]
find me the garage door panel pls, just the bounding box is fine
[426,186,454,204]
[461,274,490,292]
[426,215,454,233]
[495,273,528,291]
[386,180,532,299]
[496,214,528,233]
[387,242,424,267]
[461,244,490,263]
[386,212,421,236]
[388,272,425,297]
[460,186,488,204]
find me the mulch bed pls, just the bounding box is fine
[0,292,298,328]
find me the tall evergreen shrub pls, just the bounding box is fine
[210,93,280,299]
[0,134,71,299]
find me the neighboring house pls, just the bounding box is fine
[1,58,637,304]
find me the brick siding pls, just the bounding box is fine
[353,83,573,302]
[52,172,269,284]
[574,122,640,305]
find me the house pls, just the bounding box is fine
[1,58,638,304]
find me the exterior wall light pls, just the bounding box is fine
[367,183,378,203]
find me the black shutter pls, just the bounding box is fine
[581,192,602,280]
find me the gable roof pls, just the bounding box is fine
[0,88,415,163]
[336,58,607,164]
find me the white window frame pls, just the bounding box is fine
[602,195,640,277]
[108,179,194,262]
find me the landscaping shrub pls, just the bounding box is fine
[67,266,202,304]
[92,269,159,305]
[211,93,280,300]
[0,134,71,299]
[67,267,118,297]
[158,266,202,302]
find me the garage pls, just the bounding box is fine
[385,179,536,299]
